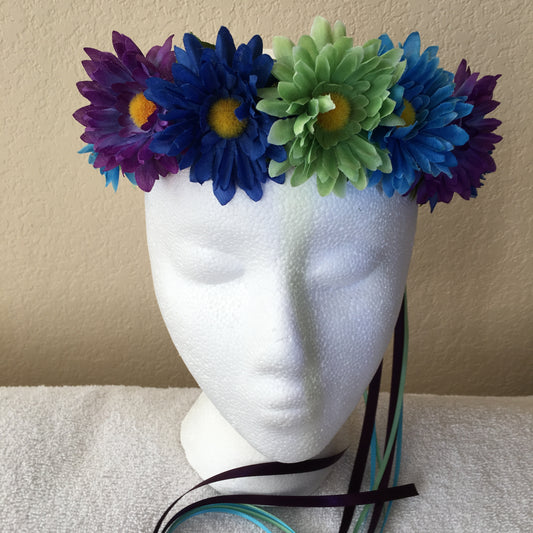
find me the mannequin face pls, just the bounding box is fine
[145,171,417,461]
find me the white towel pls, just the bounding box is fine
[0,387,531,532]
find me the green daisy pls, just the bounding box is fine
[257,17,405,196]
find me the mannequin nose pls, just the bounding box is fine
[252,276,312,377]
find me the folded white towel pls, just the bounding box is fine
[0,387,531,532]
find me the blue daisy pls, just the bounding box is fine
[145,27,287,205]
[78,144,136,191]
[368,33,473,197]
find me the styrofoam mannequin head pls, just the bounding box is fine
[145,171,417,463]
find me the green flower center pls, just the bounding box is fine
[317,93,351,132]
[129,92,157,128]
[400,99,416,127]
[208,98,248,139]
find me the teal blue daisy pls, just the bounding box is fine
[368,33,473,196]
[78,144,136,191]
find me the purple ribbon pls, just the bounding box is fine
[338,358,383,532]
[367,298,407,532]
[153,451,347,533]
[161,484,417,531]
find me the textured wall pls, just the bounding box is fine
[1,0,531,394]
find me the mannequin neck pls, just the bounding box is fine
[180,392,349,495]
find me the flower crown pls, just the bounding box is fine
[74,17,502,210]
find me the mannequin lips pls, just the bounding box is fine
[265,392,308,411]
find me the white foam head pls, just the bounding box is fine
[145,171,417,465]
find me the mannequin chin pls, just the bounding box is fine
[145,170,417,493]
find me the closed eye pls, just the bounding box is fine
[306,247,383,290]
[173,246,245,285]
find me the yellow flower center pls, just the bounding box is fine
[400,98,416,127]
[129,92,157,128]
[317,93,351,132]
[208,98,248,139]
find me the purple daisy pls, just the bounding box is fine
[73,32,179,191]
[414,60,502,209]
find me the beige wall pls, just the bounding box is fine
[1,0,531,395]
